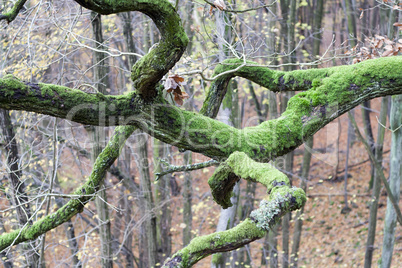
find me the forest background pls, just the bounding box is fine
[0,0,401,267]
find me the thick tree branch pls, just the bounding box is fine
[0,0,27,23]
[73,0,188,99]
[200,57,402,117]
[1,57,401,162]
[162,152,306,267]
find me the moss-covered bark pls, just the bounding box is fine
[1,57,402,162]
[0,0,27,23]
[162,152,306,267]
[73,0,188,99]
[1,0,402,265]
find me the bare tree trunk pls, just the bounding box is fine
[361,100,375,189]
[312,0,324,58]
[364,97,388,267]
[211,4,241,267]
[380,94,401,268]
[269,223,279,268]
[181,1,195,247]
[137,133,158,268]
[0,109,39,267]
[343,0,357,47]
[155,142,172,260]
[282,0,297,264]
[290,137,313,268]
[182,150,193,246]
[341,112,353,214]
[90,11,113,268]
[380,7,400,266]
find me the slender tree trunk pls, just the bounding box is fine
[312,0,324,58]
[282,1,297,264]
[182,150,193,246]
[181,1,195,247]
[361,100,375,189]
[280,93,294,268]
[380,95,401,268]
[137,133,158,268]
[279,0,289,66]
[281,151,293,268]
[364,97,388,267]
[155,142,172,260]
[343,0,357,47]
[341,113,353,214]
[287,0,297,66]
[0,109,39,267]
[380,7,401,267]
[90,11,113,268]
[290,137,313,268]
[269,223,279,268]
[211,3,241,267]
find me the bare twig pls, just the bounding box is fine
[155,159,219,180]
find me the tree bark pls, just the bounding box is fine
[364,97,388,267]
[290,137,313,268]
[380,95,401,268]
[0,109,40,267]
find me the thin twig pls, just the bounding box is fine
[155,159,219,180]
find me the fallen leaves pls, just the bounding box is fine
[349,35,402,64]
[164,74,189,106]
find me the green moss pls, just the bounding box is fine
[39,84,56,97]
[208,152,293,208]
[0,75,27,97]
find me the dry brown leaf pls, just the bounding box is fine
[170,74,185,84]
[214,0,226,11]
[382,49,394,57]
[164,74,188,106]
[375,34,385,40]
[384,38,394,45]
[174,94,183,106]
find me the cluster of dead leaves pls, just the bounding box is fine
[349,35,402,64]
[164,74,189,106]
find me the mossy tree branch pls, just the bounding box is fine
[1,0,402,264]
[162,152,306,267]
[0,0,27,23]
[1,57,402,161]
[73,0,188,99]
[0,0,188,256]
